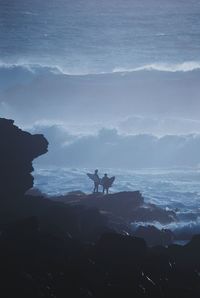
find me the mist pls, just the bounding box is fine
[1,65,200,136]
[31,124,200,169]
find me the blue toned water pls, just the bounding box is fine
[33,167,200,209]
[2,0,200,234]
[33,166,200,233]
[0,0,200,74]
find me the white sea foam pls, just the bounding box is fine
[131,218,200,234]
[1,61,200,76]
[0,61,63,74]
[113,61,200,73]
[33,166,200,235]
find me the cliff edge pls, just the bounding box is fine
[0,118,48,198]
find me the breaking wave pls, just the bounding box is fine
[1,61,200,77]
[33,166,200,237]
[113,61,200,73]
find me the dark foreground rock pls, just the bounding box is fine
[0,118,48,198]
[0,218,200,298]
[1,118,200,297]
[134,225,175,246]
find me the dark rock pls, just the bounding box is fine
[56,191,177,224]
[184,234,200,261]
[2,216,39,239]
[67,190,86,196]
[57,191,143,209]
[134,225,175,246]
[95,232,147,265]
[132,203,177,224]
[2,118,200,297]
[0,118,48,198]
[26,187,48,197]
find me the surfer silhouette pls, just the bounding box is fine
[87,169,100,193]
[87,170,115,194]
[93,169,100,193]
[101,173,111,194]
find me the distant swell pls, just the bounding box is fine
[0,62,62,74]
[113,61,200,73]
[1,61,200,77]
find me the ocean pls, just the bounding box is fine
[33,167,200,206]
[32,166,200,234]
[1,1,200,234]
[0,0,200,74]
[1,0,200,129]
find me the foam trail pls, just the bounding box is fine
[113,61,200,73]
[1,61,200,76]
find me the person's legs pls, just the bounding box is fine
[94,183,99,193]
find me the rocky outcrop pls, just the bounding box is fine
[71,191,143,217]
[0,118,48,198]
[134,225,175,246]
[55,191,177,224]
[1,217,200,298]
[1,118,200,297]
[131,203,177,224]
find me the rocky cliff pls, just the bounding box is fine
[0,118,48,198]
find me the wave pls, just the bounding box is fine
[1,61,200,77]
[0,62,62,75]
[113,61,200,73]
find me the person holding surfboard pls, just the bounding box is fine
[87,170,115,194]
[101,173,114,194]
[87,169,100,193]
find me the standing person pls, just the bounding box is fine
[101,173,110,195]
[93,169,100,193]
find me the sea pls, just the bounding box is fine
[1,1,200,234]
[0,0,200,74]
[33,166,200,235]
[1,0,200,127]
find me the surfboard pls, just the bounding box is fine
[109,176,115,187]
[100,176,115,187]
[87,173,100,183]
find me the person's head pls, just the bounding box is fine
[104,173,107,177]
[95,169,98,174]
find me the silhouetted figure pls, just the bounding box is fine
[93,169,100,193]
[87,170,101,193]
[101,173,110,194]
